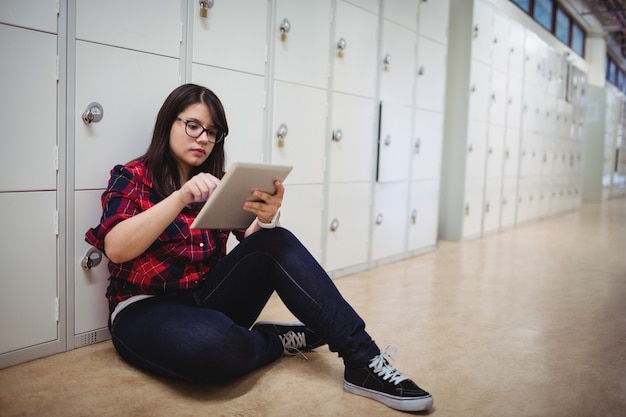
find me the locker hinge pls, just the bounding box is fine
[54,211,59,236]
[55,298,59,322]
[54,145,59,171]
[55,55,59,81]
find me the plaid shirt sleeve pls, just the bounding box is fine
[85,160,231,312]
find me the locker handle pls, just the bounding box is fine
[276,124,288,147]
[414,138,421,154]
[330,218,339,232]
[418,66,425,76]
[384,135,392,146]
[199,0,214,17]
[279,18,291,41]
[332,129,343,142]
[82,102,104,124]
[375,213,384,225]
[411,209,418,224]
[337,38,347,57]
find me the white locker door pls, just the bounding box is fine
[380,19,417,107]
[0,26,57,192]
[506,78,523,130]
[489,69,508,126]
[507,21,525,81]
[468,60,491,123]
[76,0,181,58]
[503,127,521,178]
[500,178,517,229]
[383,0,418,31]
[0,0,57,32]
[329,92,378,183]
[378,102,412,183]
[333,1,379,98]
[486,124,505,179]
[412,110,444,180]
[415,36,447,112]
[271,82,327,185]
[75,42,180,190]
[192,65,265,166]
[471,0,493,65]
[465,120,488,179]
[274,0,331,89]
[462,178,484,239]
[325,183,371,272]
[482,178,501,235]
[371,182,409,260]
[418,0,449,44]
[408,180,440,252]
[74,191,110,337]
[192,0,267,75]
[280,184,324,262]
[491,12,510,74]
[0,192,58,355]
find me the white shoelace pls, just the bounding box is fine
[368,345,409,385]
[279,331,308,358]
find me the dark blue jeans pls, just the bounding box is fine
[110,228,380,383]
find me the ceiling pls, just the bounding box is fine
[568,0,626,57]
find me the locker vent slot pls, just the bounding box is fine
[79,331,99,347]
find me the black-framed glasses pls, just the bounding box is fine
[176,117,224,143]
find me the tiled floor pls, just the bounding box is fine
[1,198,625,416]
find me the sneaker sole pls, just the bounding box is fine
[343,380,433,412]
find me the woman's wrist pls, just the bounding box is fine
[257,209,281,229]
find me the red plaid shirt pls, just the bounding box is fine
[85,160,244,313]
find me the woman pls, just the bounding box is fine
[85,83,432,412]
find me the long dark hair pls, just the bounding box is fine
[141,83,229,200]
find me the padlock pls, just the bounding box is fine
[199,0,209,17]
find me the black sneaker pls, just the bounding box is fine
[343,345,433,412]
[252,321,326,355]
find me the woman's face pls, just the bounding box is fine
[169,102,217,180]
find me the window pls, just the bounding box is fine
[511,0,531,12]
[571,23,584,56]
[555,7,570,45]
[534,0,554,31]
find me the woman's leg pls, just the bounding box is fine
[109,292,283,383]
[199,228,380,368]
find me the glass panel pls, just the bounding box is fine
[555,8,570,44]
[511,0,530,12]
[572,24,584,56]
[533,0,554,31]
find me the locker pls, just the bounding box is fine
[192,64,265,166]
[468,60,491,123]
[274,0,331,89]
[408,180,440,251]
[462,178,484,239]
[483,178,502,235]
[489,69,508,126]
[465,120,488,179]
[76,0,181,58]
[280,184,324,262]
[507,21,525,81]
[371,182,409,260]
[74,42,180,190]
[0,25,57,192]
[0,192,57,355]
[415,36,448,112]
[325,183,371,272]
[333,1,379,98]
[500,178,517,229]
[491,12,510,74]
[329,93,378,183]
[503,128,521,178]
[271,82,327,185]
[506,78,523,130]
[74,191,110,335]
[192,0,268,75]
[380,19,417,107]
[486,124,505,179]
[470,0,493,65]
[0,0,57,33]
[383,0,418,31]
[378,102,412,183]
[538,179,552,218]
[418,0,450,44]
[412,110,444,180]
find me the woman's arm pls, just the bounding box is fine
[104,172,220,263]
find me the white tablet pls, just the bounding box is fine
[190,162,292,230]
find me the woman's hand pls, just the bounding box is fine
[243,180,284,223]
[178,173,221,206]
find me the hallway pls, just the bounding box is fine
[0,198,625,416]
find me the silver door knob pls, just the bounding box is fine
[82,102,103,124]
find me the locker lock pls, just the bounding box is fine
[337,38,347,58]
[279,18,291,41]
[383,54,392,71]
[332,129,343,142]
[411,209,418,224]
[414,137,421,154]
[276,123,288,147]
[199,0,214,17]
[375,213,384,225]
[330,218,339,232]
[82,102,104,124]
[81,247,103,270]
